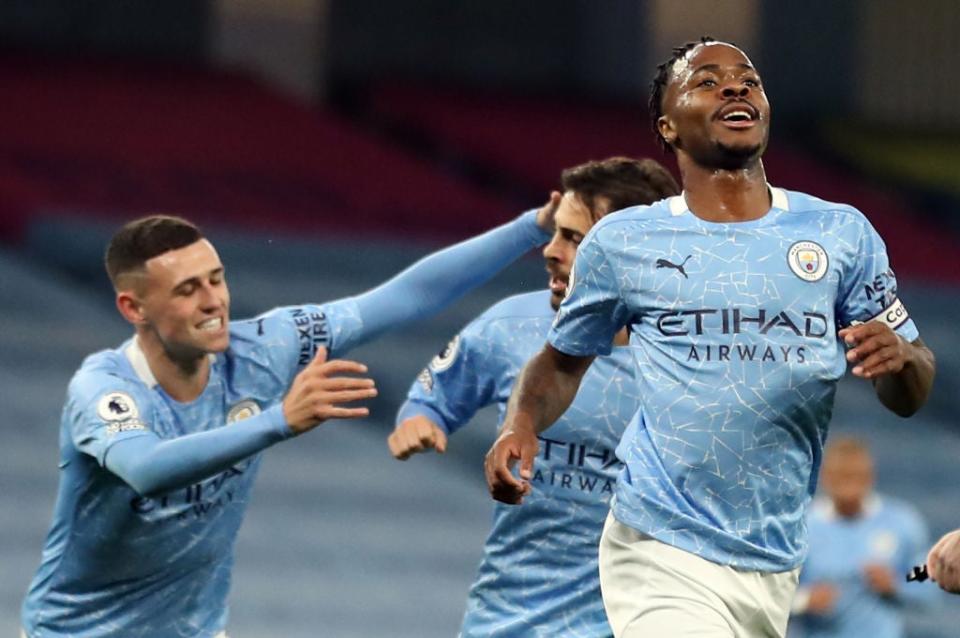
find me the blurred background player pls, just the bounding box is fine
[388,157,679,637]
[789,436,936,638]
[21,208,554,638]
[484,38,935,638]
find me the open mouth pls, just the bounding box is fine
[717,103,759,129]
[548,275,568,296]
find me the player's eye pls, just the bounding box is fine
[697,78,717,88]
[744,77,761,87]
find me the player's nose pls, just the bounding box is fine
[721,82,750,99]
[542,236,562,261]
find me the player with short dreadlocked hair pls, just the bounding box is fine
[486,37,934,638]
[648,35,717,152]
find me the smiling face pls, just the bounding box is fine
[543,192,602,310]
[657,42,770,168]
[120,239,231,361]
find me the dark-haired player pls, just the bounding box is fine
[389,157,679,637]
[485,38,935,637]
[21,207,555,638]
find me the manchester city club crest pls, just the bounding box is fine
[787,240,829,282]
[227,399,261,424]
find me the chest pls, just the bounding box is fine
[806,519,903,579]
[629,227,846,313]
[146,365,281,438]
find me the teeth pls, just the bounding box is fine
[198,318,222,331]
[724,110,751,121]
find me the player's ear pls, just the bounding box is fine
[658,115,678,147]
[116,291,147,325]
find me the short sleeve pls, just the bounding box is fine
[836,217,919,341]
[548,232,630,357]
[67,375,155,466]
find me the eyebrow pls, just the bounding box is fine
[173,267,224,291]
[692,63,755,74]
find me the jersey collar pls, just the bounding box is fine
[125,337,158,387]
[124,336,216,389]
[812,494,882,522]
[668,185,789,216]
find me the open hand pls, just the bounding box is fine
[282,347,377,434]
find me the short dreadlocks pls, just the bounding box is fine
[648,36,716,153]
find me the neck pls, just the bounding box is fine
[833,499,866,520]
[136,329,211,402]
[613,327,629,346]
[676,153,770,222]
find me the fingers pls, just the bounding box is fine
[928,530,960,592]
[323,388,379,404]
[321,406,370,420]
[850,346,902,378]
[434,427,448,454]
[484,435,533,505]
[388,418,445,460]
[842,323,905,378]
[536,191,564,231]
[318,359,369,376]
[518,438,537,480]
[307,346,328,367]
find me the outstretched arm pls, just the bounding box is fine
[344,200,557,350]
[104,349,376,496]
[483,344,593,504]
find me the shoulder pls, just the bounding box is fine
[878,495,927,531]
[456,291,553,347]
[68,345,152,410]
[781,188,871,226]
[476,291,553,324]
[590,199,675,239]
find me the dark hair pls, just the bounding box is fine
[105,215,203,288]
[560,157,680,221]
[649,36,717,153]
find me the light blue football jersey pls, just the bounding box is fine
[790,496,936,638]
[21,209,550,637]
[398,290,638,637]
[22,302,361,637]
[548,188,920,572]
